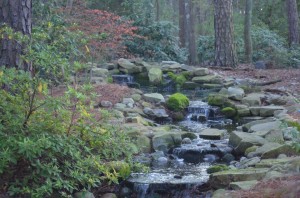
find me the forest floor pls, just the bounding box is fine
[210,64,300,97]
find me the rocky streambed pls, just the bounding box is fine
[85,59,300,198]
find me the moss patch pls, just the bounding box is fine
[168,72,187,86]
[221,107,237,118]
[207,164,230,174]
[166,93,189,112]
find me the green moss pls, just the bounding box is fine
[167,72,187,86]
[287,121,300,132]
[207,94,227,107]
[207,164,230,174]
[245,146,259,156]
[107,76,113,83]
[221,107,237,118]
[166,93,189,112]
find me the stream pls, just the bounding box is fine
[112,75,234,198]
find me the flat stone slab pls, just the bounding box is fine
[229,131,267,155]
[242,93,265,106]
[250,106,285,117]
[229,180,258,190]
[209,168,269,189]
[249,121,281,134]
[255,156,300,168]
[143,93,165,103]
[192,75,222,84]
[200,128,225,140]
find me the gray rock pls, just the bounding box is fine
[143,93,165,103]
[228,87,245,101]
[151,151,165,160]
[242,93,265,106]
[131,94,142,102]
[118,58,142,74]
[148,68,163,84]
[236,104,251,117]
[229,180,258,190]
[100,100,113,108]
[200,128,225,140]
[114,103,126,110]
[192,75,223,84]
[91,68,109,77]
[242,117,276,132]
[238,157,261,168]
[74,191,95,198]
[249,106,285,117]
[249,121,281,134]
[229,131,267,155]
[192,68,209,76]
[152,132,182,152]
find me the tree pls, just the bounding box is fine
[244,0,253,63]
[0,0,32,70]
[213,0,237,67]
[179,0,196,64]
[286,0,300,46]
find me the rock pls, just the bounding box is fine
[182,137,192,144]
[242,117,276,132]
[181,132,198,140]
[209,168,269,189]
[151,151,165,160]
[249,121,281,134]
[152,132,182,152]
[143,108,169,118]
[238,157,261,168]
[192,68,209,76]
[114,103,126,110]
[212,189,233,198]
[192,75,223,84]
[74,191,95,198]
[200,128,225,140]
[100,193,117,198]
[229,180,258,190]
[136,135,151,153]
[264,129,284,143]
[131,93,142,102]
[228,87,245,101]
[161,61,181,71]
[143,93,165,103]
[148,68,163,85]
[255,156,300,168]
[118,58,142,74]
[242,93,265,106]
[182,81,200,89]
[100,100,113,108]
[157,157,168,165]
[222,153,235,163]
[260,144,297,159]
[123,98,135,105]
[201,84,223,89]
[249,106,285,117]
[120,187,132,197]
[236,105,251,117]
[92,68,109,77]
[229,131,267,155]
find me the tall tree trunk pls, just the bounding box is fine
[0,0,32,70]
[287,0,300,46]
[186,0,196,64]
[213,0,237,67]
[179,0,186,48]
[155,0,160,22]
[244,0,253,63]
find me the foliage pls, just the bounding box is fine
[0,68,140,197]
[166,93,189,112]
[197,26,300,67]
[63,6,139,61]
[207,164,230,174]
[125,21,187,62]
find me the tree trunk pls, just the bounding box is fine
[244,0,253,63]
[179,0,186,48]
[213,0,238,67]
[155,0,160,22]
[287,0,300,46]
[185,0,196,64]
[0,0,32,70]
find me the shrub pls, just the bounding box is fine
[166,93,189,112]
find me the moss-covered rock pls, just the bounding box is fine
[208,94,227,107]
[221,107,237,118]
[167,72,187,86]
[207,164,230,174]
[166,93,189,112]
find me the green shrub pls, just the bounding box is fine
[207,164,230,174]
[0,68,140,197]
[166,93,189,112]
[167,72,187,86]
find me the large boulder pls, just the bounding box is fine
[192,68,209,76]
[229,131,267,155]
[242,117,276,132]
[200,128,225,140]
[228,87,245,101]
[152,132,182,152]
[161,61,181,72]
[229,180,258,190]
[118,58,142,74]
[242,93,265,106]
[236,104,251,117]
[209,168,269,189]
[249,121,281,134]
[249,106,285,117]
[143,93,165,103]
[148,68,163,84]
